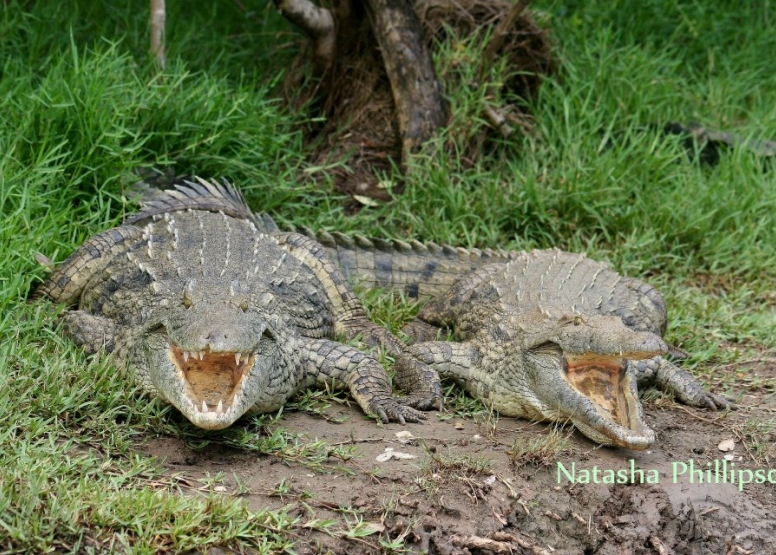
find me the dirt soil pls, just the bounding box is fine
[140,365,775,555]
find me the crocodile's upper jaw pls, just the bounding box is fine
[563,353,655,449]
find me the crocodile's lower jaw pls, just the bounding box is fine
[168,345,255,429]
[565,354,653,449]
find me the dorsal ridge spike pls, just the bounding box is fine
[125,175,254,224]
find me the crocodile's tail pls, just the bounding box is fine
[291,226,518,298]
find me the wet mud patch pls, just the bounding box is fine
[141,385,775,554]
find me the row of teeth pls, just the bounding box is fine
[198,399,225,415]
[190,381,251,419]
[181,350,205,362]
[181,351,251,365]
[234,352,250,365]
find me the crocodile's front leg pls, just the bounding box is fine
[59,310,118,354]
[629,356,733,410]
[394,342,479,410]
[300,338,427,424]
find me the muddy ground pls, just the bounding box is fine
[141,362,775,555]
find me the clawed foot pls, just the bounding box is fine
[688,391,735,411]
[369,397,427,424]
[401,320,443,343]
[396,392,443,411]
[649,358,736,412]
[392,353,444,412]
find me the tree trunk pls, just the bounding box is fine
[364,0,448,165]
[276,0,448,170]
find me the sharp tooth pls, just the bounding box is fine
[201,400,208,413]
[235,352,242,365]
[199,351,205,360]
[217,400,223,414]
[183,351,189,362]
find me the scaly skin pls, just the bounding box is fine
[296,225,518,299]
[386,250,733,450]
[33,178,423,429]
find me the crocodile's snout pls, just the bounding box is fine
[562,355,655,449]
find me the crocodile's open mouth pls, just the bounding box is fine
[169,345,255,418]
[565,354,629,423]
[563,352,654,448]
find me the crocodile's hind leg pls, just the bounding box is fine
[32,226,143,305]
[277,231,444,410]
[395,265,500,409]
[59,311,118,354]
[299,338,426,424]
[394,319,449,409]
[401,319,444,343]
[276,232,408,355]
[629,356,733,410]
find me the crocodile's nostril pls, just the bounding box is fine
[205,331,228,344]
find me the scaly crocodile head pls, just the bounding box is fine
[516,310,667,450]
[138,281,281,430]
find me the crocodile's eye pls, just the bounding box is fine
[182,290,193,309]
[240,299,249,313]
[573,315,583,326]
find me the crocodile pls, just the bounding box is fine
[294,232,732,449]
[32,178,427,430]
[394,250,732,449]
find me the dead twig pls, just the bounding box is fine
[490,531,552,555]
[725,536,755,555]
[698,506,721,517]
[451,534,511,554]
[673,404,732,424]
[479,0,531,80]
[482,102,515,138]
[649,535,669,555]
[477,0,533,137]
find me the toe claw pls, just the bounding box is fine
[397,392,444,412]
[371,398,429,424]
[376,407,389,423]
[697,392,734,412]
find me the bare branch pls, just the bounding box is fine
[274,0,335,74]
[480,0,531,81]
[482,102,514,138]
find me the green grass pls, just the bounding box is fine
[1,0,775,551]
